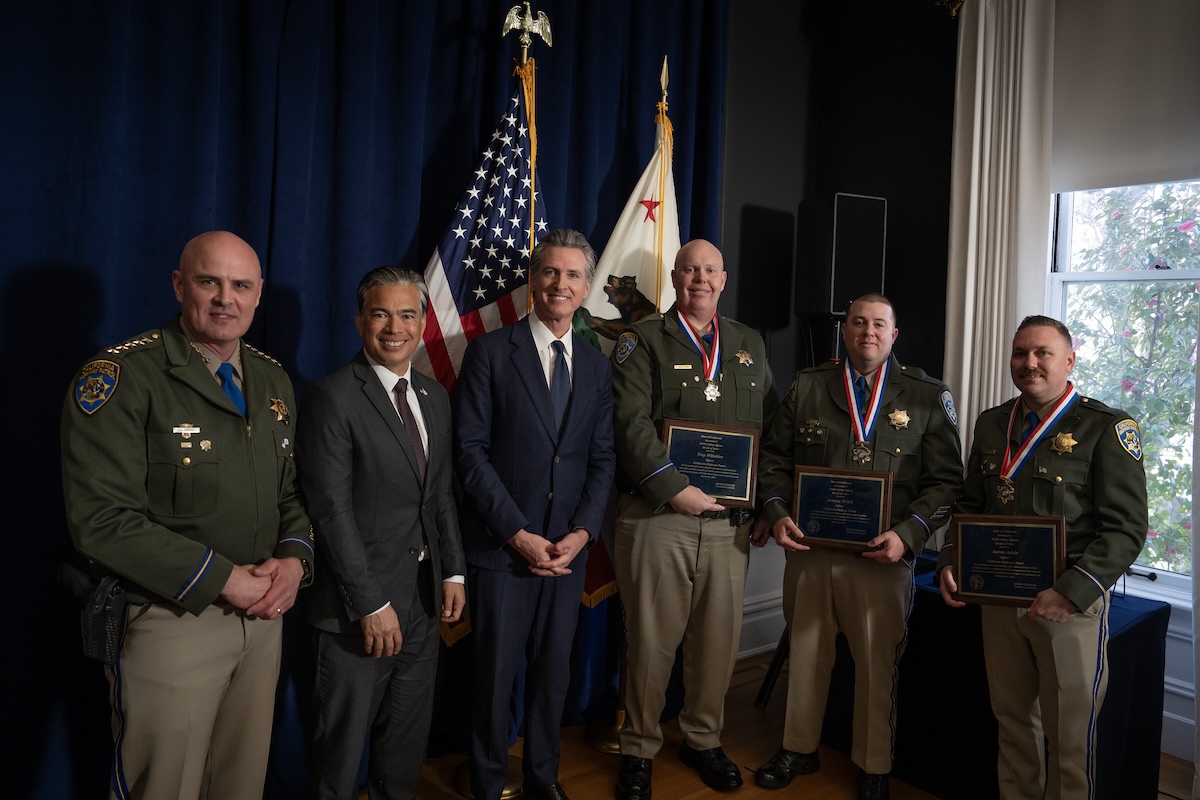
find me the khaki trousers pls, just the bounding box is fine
[781,546,913,774]
[981,595,1109,800]
[106,602,282,800]
[614,495,751,757]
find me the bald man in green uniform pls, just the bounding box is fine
[61,231,314,800]
[611,239,777,800]
[753,294,962,800]
[938,315,1147,800]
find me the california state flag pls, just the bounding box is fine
[581,60,680,354]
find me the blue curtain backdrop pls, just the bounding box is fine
[1,2,726,798]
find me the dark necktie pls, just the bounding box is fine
[1021,411,1039,444]
[395,378,427,483]
[551,340,571,431]
[216,362,246,416]
[854,376,868,420]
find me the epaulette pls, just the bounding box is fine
[1077,396,1126,417]
[104,331,163,356]
[243,343,283,368]
[896,364,944,386]
[801,359,842,373]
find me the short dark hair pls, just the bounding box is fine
[355,267,429,315]
[1016,315,1073,348]
[846,292,897,326]
[530,229,598,283]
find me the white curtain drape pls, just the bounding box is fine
[943,0,1054,461]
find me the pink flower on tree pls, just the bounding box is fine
[1122,330,1133,338]
[1179,220,1196,233]
[1121,380,1135,392]
[1147,529,1159,538]
[1072,336,1082,350]
[1148,298,1158,308]
[1111,211,1124,220]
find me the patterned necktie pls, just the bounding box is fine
[551,340,571,431]
[1021,411,1039,444]
[395,378,427,483]
[854,376,868,421]
[216,362,246,416]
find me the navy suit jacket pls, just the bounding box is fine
[453,319,616,573]
[299,351,466,634]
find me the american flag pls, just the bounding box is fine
[415,75,548,391]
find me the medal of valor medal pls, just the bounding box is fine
[852,441,872,464]
[704,380,721,402]
[997,476,1015,504]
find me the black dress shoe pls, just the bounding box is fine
[857,770,890,800]
[678,742,744,792]
[524,782,569,800]
[753,748,820,788]
[616,755,653,800]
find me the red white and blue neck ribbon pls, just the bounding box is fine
[1000,382,1079,481]
[677,310,721,383]
[844,358,890,443]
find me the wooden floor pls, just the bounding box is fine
[417,655,931,799]
[413,652,1195,799]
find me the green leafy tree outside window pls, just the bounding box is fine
[1061,180,1200,575]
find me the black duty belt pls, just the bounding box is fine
[697,508,754,527]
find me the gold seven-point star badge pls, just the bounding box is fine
[1051,431,1077,454]
[888,409,910,429]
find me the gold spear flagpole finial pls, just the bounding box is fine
[660,55,669,103]
[502,1,552,66]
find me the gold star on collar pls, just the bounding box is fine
[736,349,753,366]
[270,397,291,425]
[1050,431,1078,454]
[888,409,911,430]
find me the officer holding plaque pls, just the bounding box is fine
[937,315,1148,800]
[611,239,777,800]
[754,293,962,800]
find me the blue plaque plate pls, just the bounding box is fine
[952,514,1066,605]
[792,465,892,550]
[663,419,759,508]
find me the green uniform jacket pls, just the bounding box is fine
[758,356,963,556]
[938,395,1148,612]
[611,306,777,510]
[61,316,314,614]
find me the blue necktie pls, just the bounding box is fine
[216,362,246,417]
[551,340,571,431]
[854,376,868,420]
[1021,411,1039,444]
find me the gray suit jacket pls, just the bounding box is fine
[299,350,465,634]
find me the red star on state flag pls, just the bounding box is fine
[640,199,660,221]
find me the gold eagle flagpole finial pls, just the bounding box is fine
[502,1,552,66]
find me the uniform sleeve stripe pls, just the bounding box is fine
[639,462,674,484]
[1071,564,1106,593]
[910,513,931,535]
[175,549,214,601]
[929,504,951,521]
[764,496,787,508]
[278,536,314,555]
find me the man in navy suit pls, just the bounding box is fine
[454,229,616,800]
[299,267,467,800]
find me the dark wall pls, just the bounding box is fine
[723,0,960,382]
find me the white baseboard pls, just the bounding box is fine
[739,590,785,659]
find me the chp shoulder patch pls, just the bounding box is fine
[614,332,638,365]
[940,390,958,427]
[1114,419,1143,461]
[75,359,120,415]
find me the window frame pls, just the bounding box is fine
[1047,192,1200,609]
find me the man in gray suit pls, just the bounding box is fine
[298,267,467,800]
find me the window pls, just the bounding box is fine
[1049,179,1200,587]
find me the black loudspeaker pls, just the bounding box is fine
[736,204,795,331]
[795,192,887,316]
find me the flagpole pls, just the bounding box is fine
[503,1,552,313]
[655,56,672,311]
